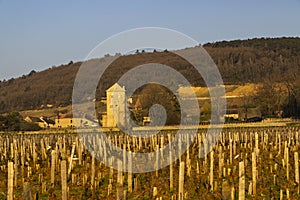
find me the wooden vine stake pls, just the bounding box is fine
[117,160,123,186]
[210,150,214,191]
[155,145,159,177]
[229,138,233,164]
[14,148,18,187]
[51,150,56,186]
[286,146,289,180]
[178,161,185,200]
[239,161,245,200]
[7,161,14,200]
[67,142,76,180]
[61,160,67,200]
[295,152,299,193]
[218,145,223,178]
[91,152,95,190]
[252,152,257,196]
[255,133,259,155]
[128,152,133,193]
[153,187,158,197]
[169,149,173,191]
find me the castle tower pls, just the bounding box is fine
[106,83,126,128]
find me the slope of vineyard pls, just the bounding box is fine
[0,37,299,114]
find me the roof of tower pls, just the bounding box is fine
[106,83,125,92]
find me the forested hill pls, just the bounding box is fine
[204,37,300,52]
[0,37,299,113]
[204,37,300,84]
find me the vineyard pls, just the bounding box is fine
[0,126,299,199]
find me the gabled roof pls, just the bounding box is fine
[106,83,125,92]
[58,113,73,119]
[41,116,55,125]
[26,116,43,123]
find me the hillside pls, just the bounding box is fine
[0,37,300,116]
